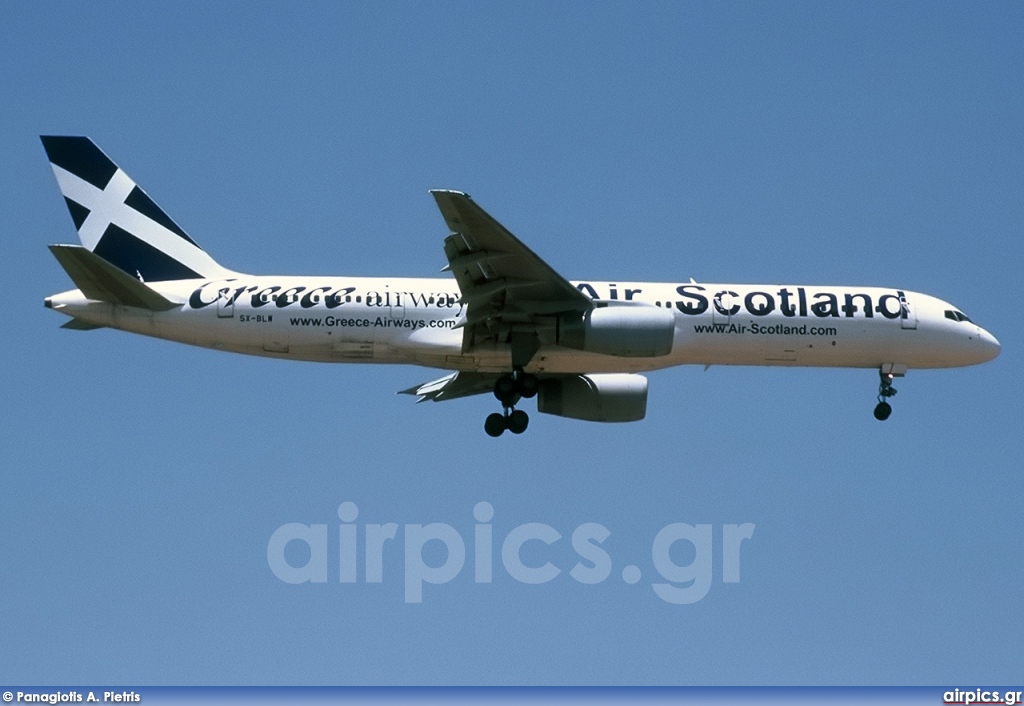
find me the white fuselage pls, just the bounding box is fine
[46,275,1001,374]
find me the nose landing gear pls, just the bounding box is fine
[484,369,538,437]
[874,370,898,421]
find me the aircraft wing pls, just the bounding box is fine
[430,190,593,361]
[399,371,501,402]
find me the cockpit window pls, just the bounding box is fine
[945,310,974,323]
[957,311,973,323]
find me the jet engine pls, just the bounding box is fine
[559,305,674,357]
[537,373,648,422]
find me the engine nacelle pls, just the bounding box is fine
[537,373,648,422]
[560,305,675,357]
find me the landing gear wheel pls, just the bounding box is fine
[516,373,539,399]
[873,401,892,421]
[507,409,529,434]
[488,369,535,437]
[484,412,507,437]
[494,375,517,403]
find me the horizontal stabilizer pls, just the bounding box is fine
[60,318,107,331]
[48,244,179,311]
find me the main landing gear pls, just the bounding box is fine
[485,369,539,437]
[874,370,897,421]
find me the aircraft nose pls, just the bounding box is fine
[977,327,1001,363]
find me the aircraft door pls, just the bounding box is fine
[900,293,917,330]
[388,299,406,322]
[372,289,405,323]
[217,287,234,318]
[712,291,736,325]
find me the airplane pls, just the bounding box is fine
[41,136,1001,436]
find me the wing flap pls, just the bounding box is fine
[429,190,593,361]
[431,190,591,314]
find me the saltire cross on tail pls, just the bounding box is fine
[41,136,1001,436]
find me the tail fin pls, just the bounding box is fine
[40,136,233,282]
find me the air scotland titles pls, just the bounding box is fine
[673,285,910,320]
[187,279,910,322]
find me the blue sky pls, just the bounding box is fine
[1,1,1022,685]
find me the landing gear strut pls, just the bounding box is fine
[484,369,538,437]
[874,370,897,421]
